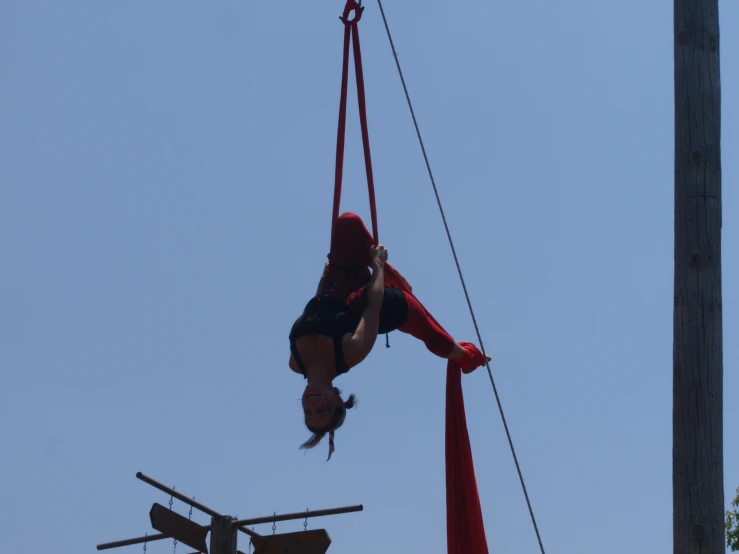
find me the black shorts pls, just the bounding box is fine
[375,286,409,334]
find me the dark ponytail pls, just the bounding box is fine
[300,389,357,461]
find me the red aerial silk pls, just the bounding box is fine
[331,2,490,552]
[388,269,490,554]
[445,361,490,554]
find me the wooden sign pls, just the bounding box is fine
[149,503,209,554]
[251,529,331,554]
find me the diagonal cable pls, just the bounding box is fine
[375,3,546,553]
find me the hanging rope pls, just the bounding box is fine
[375,3,547,554]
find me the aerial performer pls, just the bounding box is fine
[289,211,490,460]
[287,2,497,552]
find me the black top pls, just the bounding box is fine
[289,296,359,377]
[289,287,409,378]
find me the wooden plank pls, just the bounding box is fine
[149,503,209,554]
[251,529,331,554]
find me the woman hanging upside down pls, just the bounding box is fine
[289,212,490,460]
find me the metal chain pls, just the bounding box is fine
[169,487,177,554]
[303,509,309,531]
[187,498,196,553]
[143,533,148,554]
[272,512,277,535]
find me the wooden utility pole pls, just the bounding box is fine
[673,0,723,551]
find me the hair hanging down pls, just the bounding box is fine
[300,387,357,461]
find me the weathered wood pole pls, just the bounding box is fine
[210,515,238,554]
[673,0,723,551]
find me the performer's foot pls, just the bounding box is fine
[456,341,490,374]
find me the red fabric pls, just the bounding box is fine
[332,0,378,244]
[330,214,456,359]
[349,9,379,241]
[396,291,456,358]
[345,286,457,359]
[457,340,487,372]
[328,5,489,552]
[446,360,490,554]
[331,11,351,237]
[328,212,375,268]
[327,211,420,303]
[325,212,373,302]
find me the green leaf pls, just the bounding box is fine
[727,487,739,551]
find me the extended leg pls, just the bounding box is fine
[345,286,455,358]
[397,291,457,358]
[346,287,488,372]
[400,292,488,371]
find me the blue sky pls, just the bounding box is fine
[1,1,737,553]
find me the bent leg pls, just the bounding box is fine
[345,286,486,370]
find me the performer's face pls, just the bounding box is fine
[302,385,338,429]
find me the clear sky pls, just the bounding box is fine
[1,1,737,553]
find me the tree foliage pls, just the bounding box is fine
[727,486,739,551]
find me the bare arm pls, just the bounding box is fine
[344,266,384,365]
[343,245,387,365]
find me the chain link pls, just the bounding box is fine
[303,509,309,531]
[143,533,148,554]
[272,512,277,535]
[169,487,177,554]
[188,497,194,520]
